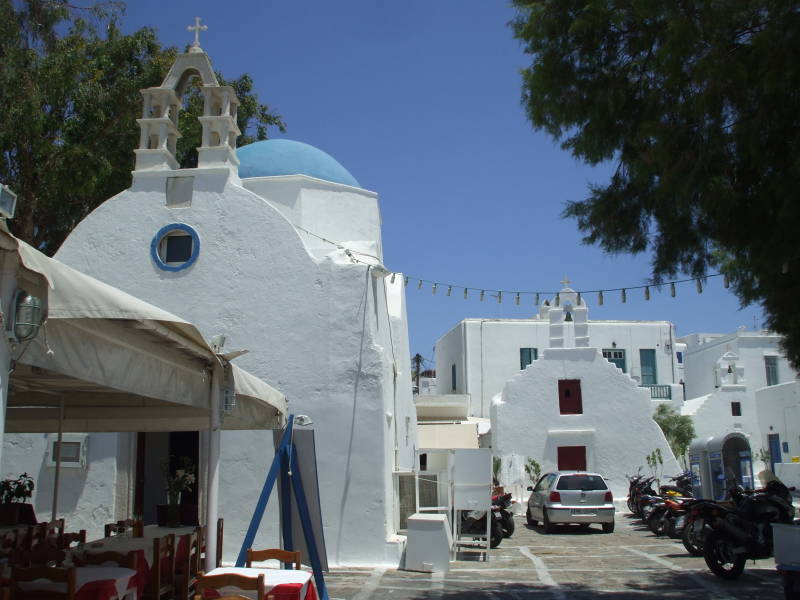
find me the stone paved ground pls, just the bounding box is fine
[322,512,784,599]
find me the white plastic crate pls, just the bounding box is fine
[773,522,800,566]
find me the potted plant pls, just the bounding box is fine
[156,457,195,527]
[0,473,36,525]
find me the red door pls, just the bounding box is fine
[558,446,587,471]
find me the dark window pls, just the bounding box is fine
[602,349,626,372]
[520,347,538,370]
[419,453,427,471]
[556,474,607,491]
[558,379,582,414]
[676,351,683,364]
[165,234,192,263]
[731,402,742,417]
[451,363,457,392]
[557,446,587,471]
[765,356,779,386]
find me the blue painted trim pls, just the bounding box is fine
[150,223,200,272]
[235,414,295,567]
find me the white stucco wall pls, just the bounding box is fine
[680,330,794,399]
[2,433,122,534]
[491,347,680,499]
[755,381,800,463]
[437,317,682,419]
[1,167,415,566]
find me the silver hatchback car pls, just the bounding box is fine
[526,471,615,533]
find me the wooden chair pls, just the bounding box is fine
[10,565,76,599]
[58,530,86,549]
[246,548,302,570]
[175,530,201,600]
[194,571,265,600]
[80,550,137,569]
[143,534,175,600]
[103,518,139,538]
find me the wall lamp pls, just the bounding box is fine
[8,289,43,343]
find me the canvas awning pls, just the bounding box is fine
[0,230,287,433]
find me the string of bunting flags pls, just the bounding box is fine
[386,272,728,306]
[292,221,729,307]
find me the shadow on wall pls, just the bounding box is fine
[334,268,371,564]
[34,433,117,517]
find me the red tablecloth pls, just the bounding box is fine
[7,566,136,600]
[201,567,318,600]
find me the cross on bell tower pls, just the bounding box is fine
[187,17,208,53]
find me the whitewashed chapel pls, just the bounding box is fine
[3,41,417,565]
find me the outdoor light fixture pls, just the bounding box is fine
[497,291,502,303]
[390,273,396,284]
[645,286,650,301]
[515,293,520,305]
[621,288,627,303]
[598,291,604,306]
[432,283,438,294]
[294,414,313,426]
[555,293,560,307]
[534,293,539,306]
[9,289,43,342]
[447,285,452,297]
[463,288,468,300]
[480,290,485,302]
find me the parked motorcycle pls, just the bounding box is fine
[493,492,515,538]
[460,505,504,549]
[703,477,796,579]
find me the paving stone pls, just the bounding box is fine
[322,512,784,599]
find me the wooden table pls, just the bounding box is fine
[202,567,317,600]
[15,566,136,600]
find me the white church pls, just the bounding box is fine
[3,42,418,566]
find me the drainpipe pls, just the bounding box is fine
[205,361,223,572]
[51,398,64,522]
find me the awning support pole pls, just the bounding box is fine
[205,362,223,572]
[51,398,63,522]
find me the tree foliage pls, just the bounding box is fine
[0,0,284,255]
[652,404,695,466]
[511,1,800,364]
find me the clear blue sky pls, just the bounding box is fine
[120,1,763,366]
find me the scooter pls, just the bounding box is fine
[460,507,503,549]
[492,492,515,538]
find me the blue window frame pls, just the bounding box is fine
[602,349,626,372]
[765,356,779,386]
[520,347,538,370]
[639,349,657,385]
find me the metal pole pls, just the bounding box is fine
[51,398,63,522]
[205,362,223,572]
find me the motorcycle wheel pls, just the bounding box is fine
[542,508,554,534]
[490,517,503,548]
[681,522,704,556]
[703,531,747,580]
[648,508,665,535]
[526,508,538,527]
[627,496,637,514]
[503,513,515,538]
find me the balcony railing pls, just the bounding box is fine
[642,384,671,399]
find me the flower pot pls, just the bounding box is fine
[156,504,182,527]
[0,503,36,526]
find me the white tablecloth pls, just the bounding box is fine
[204,567,312,599]
[18,566,136,599]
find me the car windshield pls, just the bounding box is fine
[556,475,607,491]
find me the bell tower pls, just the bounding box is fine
[133,18,240,174]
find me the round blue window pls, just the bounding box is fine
[150,223,200,272]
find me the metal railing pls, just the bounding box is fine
[642,384,671,399]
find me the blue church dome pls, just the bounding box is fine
[236,139,360,188]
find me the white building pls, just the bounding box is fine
[490,287,680,499]
[680,330,800,496]
[433,283,686,422]
[2,46,417,566]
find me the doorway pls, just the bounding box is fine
[134,431,200,525]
